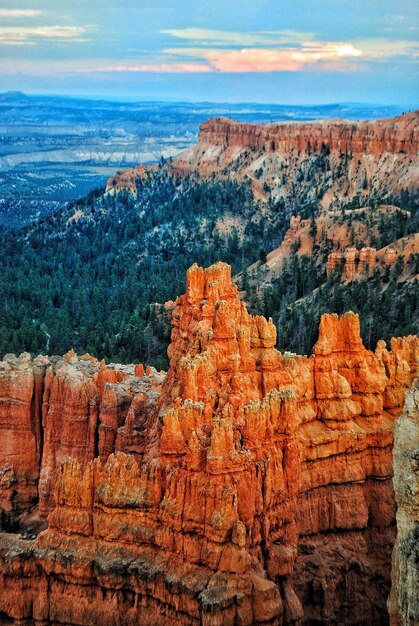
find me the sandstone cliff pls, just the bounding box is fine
[388,379,419,626]
[106,112,419,209]
[0,351,164,527]
[0,263,417,625]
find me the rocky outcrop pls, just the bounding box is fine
[388,379,419,626]
[106,164,152,196]
[0,351,164,527]
[326,245,389,279]
[325,235,419,281]
[0,263,417,625]
[242,204,418,289]
[0,353,47,528]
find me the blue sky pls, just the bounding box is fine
[0,0,417,105]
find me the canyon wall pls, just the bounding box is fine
[0,263,417,625]
[0,351,164,527]
[173,113,419,208]
[107,111,419,209]
[191,113,418,157]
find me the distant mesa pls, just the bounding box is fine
[0,90,29,100]
[106,110,419,209]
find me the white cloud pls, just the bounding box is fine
[0,25,89,45]
[0,9,41,18]
[354,38,419,59]
[161,28,315,47]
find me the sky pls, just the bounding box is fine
[0,0,418,105]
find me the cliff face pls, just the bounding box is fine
[0,353,46,528]
[0,351,164,527]
[0,263,417,625]
[388,379,419,626]
[195,113,418,155]
[107,111,419,209]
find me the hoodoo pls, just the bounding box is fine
[0,263,417,625]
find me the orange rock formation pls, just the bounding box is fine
[0,262,417,625]
[106,164,152,196]
[0,352,164,526]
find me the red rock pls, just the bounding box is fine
[0,263,417,625]
[195,114,418,156]
[358,246,377,274]
[135,363,145,377]
[38,356,102,514]
[326,249,345,276]
[0,353,46,525]
[105,164,153,196]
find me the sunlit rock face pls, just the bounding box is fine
[0,262,417,625]
[0,353,46,528]
[0,351,164,526]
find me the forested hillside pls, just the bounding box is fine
[249,252,418,356]
[0,168,290,367]
[0,162,417,367]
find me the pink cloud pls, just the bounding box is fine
[207,49,302,72]
[206,43,362,72]
[77,40,366,75]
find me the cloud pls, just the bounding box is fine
[354,38,419,59]
[2,25,415,76]
[0,56,212,75]
[161,40,362,73]
[153,30,418,74]
[0,25,89,45]
[161,28,315,47]
[0,9,42,18]
[99,62,212,73]
[205,43,361,72]
[93,42,362,74]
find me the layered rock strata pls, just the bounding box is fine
[0,262,417,625]
[106,112,419,208]
[195,114,418,155]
